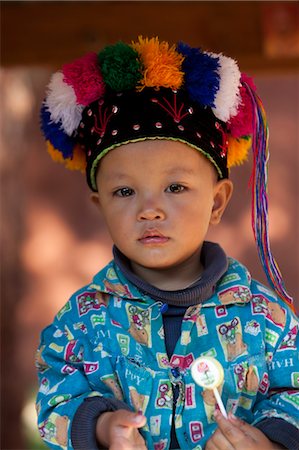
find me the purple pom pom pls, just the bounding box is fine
[40,104,75,158]
[177,42,220,107]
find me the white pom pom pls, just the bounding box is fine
[45,72,84,136]
[211,53,241,122]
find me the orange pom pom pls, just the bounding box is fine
[227,136,252,168]
[65,144,86,172]
[47,141,86,172]
[47,141,65,163]
[132,36,184,90]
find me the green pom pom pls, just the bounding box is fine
[98,42,142,91]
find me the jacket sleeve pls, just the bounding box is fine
[70,396,131,450]
[35,292,130,450]
[255,418,299,450]
[251,292,299,440]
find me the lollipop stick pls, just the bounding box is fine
[213,387,228,418]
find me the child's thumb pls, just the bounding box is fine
[114,409,147,428]
[126,411,147,427]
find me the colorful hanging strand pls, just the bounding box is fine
[246,83,295,312]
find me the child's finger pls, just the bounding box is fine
[205,436,225,450]
[214,410,253,447]
[114,410,147,428]
[206,429,235,450]
[228,413,255,432]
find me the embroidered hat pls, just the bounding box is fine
[40,37,254,188]
[81,87,230,189]
[40,36,294,310]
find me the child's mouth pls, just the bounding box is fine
[139,230,169,245]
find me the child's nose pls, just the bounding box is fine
[138,209,163,220]
[137,197,166,221]
[137,207,165,221]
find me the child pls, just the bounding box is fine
[36,37,299,450]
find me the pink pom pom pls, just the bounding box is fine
[228,73,256,138]
[241,73,256,91]
[62,52,105,106]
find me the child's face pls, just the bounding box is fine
[92,140,232,274]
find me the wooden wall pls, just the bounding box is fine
[2,1,299,70]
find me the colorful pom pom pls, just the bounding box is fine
[132,36,184,90]
[47,141,86,172]
[227,136,251,168]
[228,73,256,138]
[241,72,256,92]
[47,141,66,164]
[177,42,220,107]
[45,72,84,136]
[98,42,142,92]
[40,104,75,158]
[211,53,241,122]
[62,52,105,106]
[65,144,86,172]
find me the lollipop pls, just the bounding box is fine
[191,356,227,418]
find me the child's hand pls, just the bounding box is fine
[205,411,285,450]
[96,409,147,450]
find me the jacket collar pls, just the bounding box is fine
[91,255,252,307]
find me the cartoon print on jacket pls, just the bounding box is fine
[202,385,224,422]
[126,303,152,346]
[251,295,286,328]
[156,381,173,409]
[101,374,124,400]
[268,302,286,327]
[38,413,69,449]
[217,317,248,361]
[36,258,299,450]
[104,279,132,297]
[35,345,49,373]
[233,363,259,394]
[278,325,298,350]
[245,365,259,393]
[218,285,251,305]
[129,386,149,414]
[76,291,102,316]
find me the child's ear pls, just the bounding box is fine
[90,192,101,210]
[210,179,233,225]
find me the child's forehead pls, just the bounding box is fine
[100,139,212,167]
[106,139,198,155]
[97,139,216,180]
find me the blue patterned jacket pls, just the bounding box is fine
[36,257,299,449]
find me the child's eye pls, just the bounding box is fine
[166,184,185,193]
[114,187,135,197]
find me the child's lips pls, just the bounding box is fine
[138,229,169,245]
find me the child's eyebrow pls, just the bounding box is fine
[163,167,197,176]
[105,173,133,182]
[105,168,196,181]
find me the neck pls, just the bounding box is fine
[130,248,203,291]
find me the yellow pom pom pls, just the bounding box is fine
[227,136,252,168]
[132,36,184,90]
[47,141,65,163]
[65,144,86,172]
[46,141,86,172]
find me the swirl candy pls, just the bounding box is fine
[191,356,227,418]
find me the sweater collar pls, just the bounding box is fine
[112,241,228,307]
[91,244,253,308]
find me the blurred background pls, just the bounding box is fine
[1,1,298,448]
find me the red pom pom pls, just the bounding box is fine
[228,73,256,138]
[63,52,105,106]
